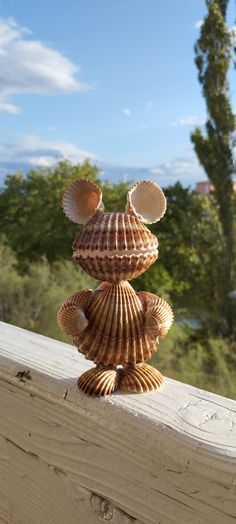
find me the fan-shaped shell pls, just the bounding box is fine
[62,179,104,224]
[77,367,117,396]
[73,281,158,367]
[120,363,164,393]
[73,211,158,282]
[57,289,93,336]
[137,292,174,338]
[57,305,89,336]
[126,180,166,224]
[146,298,174,337]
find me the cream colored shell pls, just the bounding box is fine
[63,179,104,224]
[126,180,166,224]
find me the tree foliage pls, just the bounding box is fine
[0,161,100,265]
[191,0,236,335]
[0,235,95,340]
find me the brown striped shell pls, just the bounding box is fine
[77,363,164,396]
[138,291,174,338]
[57,289,93,336]
[77,367,117,396]
[119,363,164,393]
[73,281,158,367]
[57,305,89,336]
[73,211,158,282]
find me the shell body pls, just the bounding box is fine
[73,281,157,367]
[73,211,158,282]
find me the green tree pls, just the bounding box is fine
[191,0,236,335]
[149,323,236,399]
[0,160,100,266]
[0,235,95,340]
[141,183,225,328]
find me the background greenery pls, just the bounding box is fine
[0,160,235,399]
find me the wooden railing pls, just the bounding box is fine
[0,321,236,524]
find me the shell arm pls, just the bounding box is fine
[137,291,174,339]
[57,289,93,336]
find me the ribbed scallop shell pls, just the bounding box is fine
[73,281,158,366]
[57,305,89,336]
[77,367,117,396]
[57,289,93,336]
[59,289,93,309]
[63,179,104,224]
[137,292,174,338]
[77,363,164,396]
[120,363,164,393]
[126,180,166,224]
[146,299,174,337]
[73,211,158,282]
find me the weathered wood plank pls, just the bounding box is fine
[0,321,236,524]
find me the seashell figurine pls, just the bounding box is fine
[58,178,173,396]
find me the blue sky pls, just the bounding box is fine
[0,0,235,186]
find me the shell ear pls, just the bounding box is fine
[62,179,104,224]
[126,180,166,224]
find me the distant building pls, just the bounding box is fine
[196,180,236,195]
[195,181,214,195]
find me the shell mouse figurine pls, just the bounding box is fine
[58,178,174,396]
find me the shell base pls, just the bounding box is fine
[77,367,118,396]
[119,363,164,393]
[77,363,164,396]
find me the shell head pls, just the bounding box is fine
[62,178,166,282]
[73,211,158,282]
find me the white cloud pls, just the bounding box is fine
[150,156,204,183]
[27,155,56,168]
[0,139,207,188]
[98,156,206,188]
[0,101,21,114]
[0,17,89,112]
[122,108,131,116]
[0,134,98,174]
[171,115,205,127]
[194,20,203,29]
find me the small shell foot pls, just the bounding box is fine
[77,367,118,397]
[119,363,164,393]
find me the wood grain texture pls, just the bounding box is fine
[0,321,236,524]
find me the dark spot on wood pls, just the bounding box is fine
[15,370,32,382]
[63,388,68,400]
